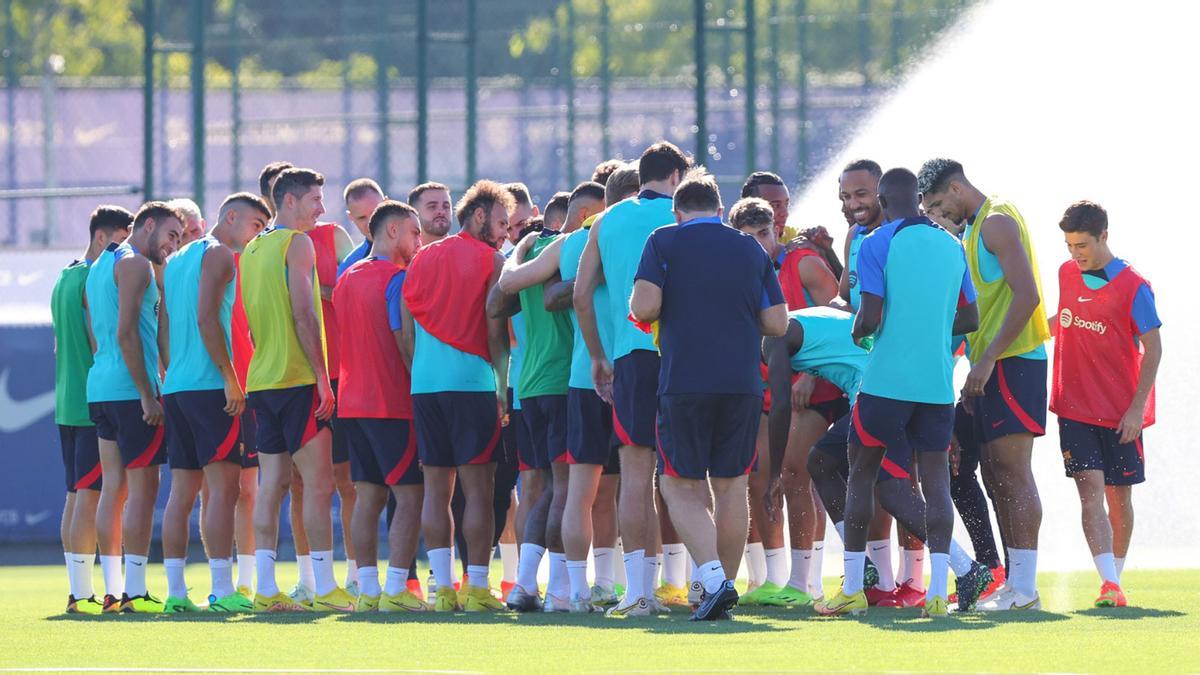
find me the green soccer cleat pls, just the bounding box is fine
[761,584,814,608]
[739,581,785,606]
[163,596,203,613]
[208,592,255,613]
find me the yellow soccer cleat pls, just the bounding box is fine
[433,586,461,612]
[814,587,868,617]
[464,586,508,612]
[236,585,253,599]
[655,582,690,607]
[253,592,309,612]
[312,587,356,612]
[379,590,431,613]
[921,595,949,618]
[120,593,164,613]
[356,594,380,612]
[66,595,104,615]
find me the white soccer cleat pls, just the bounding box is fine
[978,585,1041,611]
[542,592,571,613]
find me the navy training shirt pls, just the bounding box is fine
[635,216,785,396]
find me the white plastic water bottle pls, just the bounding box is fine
[426,571,437,601]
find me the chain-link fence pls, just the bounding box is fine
[1,0,972,249]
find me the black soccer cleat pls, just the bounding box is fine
[689,580,739,621]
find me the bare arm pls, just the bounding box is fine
[319,225,355,301]
[544,277,574,312]
[759,303,788,337]
[1118,328,1161,444]
[837,228,856,304]
[155,264,169,370]
[798,256,839,306]
[397,294,415,371]
[486,279,521,319]
[572,216,612,401]
[852,292,883,343]
[286,233,334,419]
[952,301,980,336]
[197,246,244,416]
[498,233,564,294]
[116,257,163,424]
[630,279,662,324]
[762,322,802,520]
[487,253,510,405]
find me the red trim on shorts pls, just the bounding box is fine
[211,415,242,463]
[655,425,679,478]
[128,423,166,469]
[1135,437,1144,463]
[851,405,884,448]
[612,408,634,447]
[300,387,321,447]
[518,458,533,472]
[75,462,102,490]
[551,449,569,464]
[468,415,502,465]
[743,443,759,476]
[880,457,910,479]
[386,428,418,485]
[996,360,1045,435]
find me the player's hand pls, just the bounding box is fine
[516,231,538,258]
[764,475,785,523]
[948,434,962,477]
[315,378,335,421]
[962,356,995,398]
[223,376,246,417]
[783,237,819,255]
[1117,402,1145,445]
[798,226,834,250]
[791,374,816,412]
[498,394,509,428]
[141,394,164,426]
[592,357,614,405]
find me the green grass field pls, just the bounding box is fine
[2,564,1197,673]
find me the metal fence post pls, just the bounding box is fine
[4,0,17,239]
[796,0,808,182]
[744,0,757,176]
[190,0,205,210]
[143,0,155,201]
[600,0,611,160]
[231,0,242,192]
[466,0,477,184]
[769,0,780,173]
[376,45,390,193]
[694,0,707,168]
[565,0,576,185]
[416,0,428,184]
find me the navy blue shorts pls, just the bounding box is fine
[344,418,422,486]
[239,410,259,469]
[329,379,349,465]
[89,399,166,468]
[1059,418,1145,486]
[503,388,530,472]
[848,393,954,480]
[809,411,893,484]
[247,384,330,456]
[656,393,761,480]
[953,401,982,473]
[970,356,1047,443]
[811,396,851,426]
[613,349,660,448]
[521,394,568,468]
[567,387,615,466]
[413,391,501,468]
[60,424,101,492]
[164,390,243,470]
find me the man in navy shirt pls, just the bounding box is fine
[631,169,788,620]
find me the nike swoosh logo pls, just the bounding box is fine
[24,511,52,526]
[992,420,1005,428]
[73,558,87,564]
[666,551,680,556]
[129,561,143,566]
[1077,297,1093,303]
[316,601,353,611]
[246,453,258,459]
[0,369,56,433]
[1123,470,1136,476]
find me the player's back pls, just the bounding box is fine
[84,242,160,403]
[333,257,412,419]
[162,236,235,395]
[788,307,865,403]
[597,193,675,360]
[559,224,614,389]
[51,260,94,426]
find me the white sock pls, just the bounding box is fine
[663,543,687,587]
[926,552,950,601]
[643,554,660,594]
[210,557,235,598]
[614,539,627,586]
[867,539,895,591]
[428,548,454,590]
[69,553,95,599]
[622,549,645,602]
[1008,548,1038,597]
[567,559,589,600]
[345,559,358,587]
[310,550,337,596]
[548,553,569,598]
[765,547,788,586]
[516,543,545,593]
[1094,553,1119,585]
[788,549,812,591]
[689,556,699,583]
[125,554,149,597]
[833,521,846,543]
[236,554,254,590]
[745,542,767,586]
[381,566,404,596]
[255,549,278,597]
[904,548,927,589]
[468,564,490,590]
[500,542,519,583]
[296,554,315,590]
[592,547,615,589]
[100,554,123,597]
[64,552,72,594]
[164,558,187,599]
[843,550,866,595]
[699,559,726,595]
[1115,557,1126,581]
[359,566,380,597]
[810,541,825,597]
[948,540,974,577]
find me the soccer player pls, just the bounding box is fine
[409,181,454,246]
[159,193,270,613]
[333,200,427,612]
[575,141,690,616]
[241,168,353,612]
[55,206,132,614]
[399,179,512,612]
[1051,200,1160,608]
[591,159,624,186]
[337,178,387,277]
[630,168,787,620]
[542,191,571,232]
[493,181,608,612]
[818,167,980,618]
[918,158,1051,611]
[86,201,184,613]
[170,198,205,245]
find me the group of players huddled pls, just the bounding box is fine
[50,141,1161,620]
